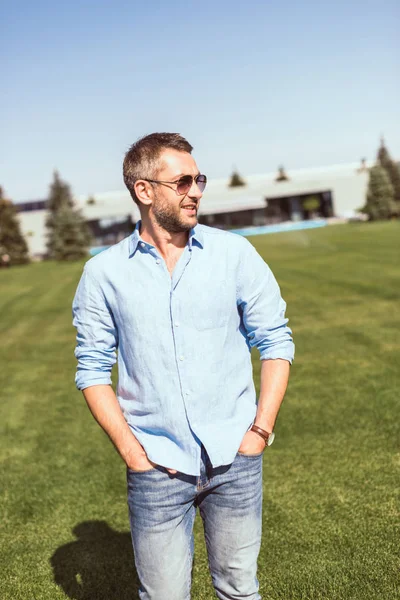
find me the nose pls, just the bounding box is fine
[188,179,203,200]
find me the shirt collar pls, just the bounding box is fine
[189,223,204,249]
[129,220,204,257]
[128,221,143,256]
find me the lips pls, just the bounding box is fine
[181,204,197,215]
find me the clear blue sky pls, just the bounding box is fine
[2,0,399,201]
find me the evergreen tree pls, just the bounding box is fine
[0,187,29,265]
[377,137,400,208]
[275,166,289,182]
[361,165,397,220]
[45,171,73,237]
[51,206,92,261]
[228,169,246,187]
[45,172,91,260]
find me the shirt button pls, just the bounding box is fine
[179,355,184,361]
[156,259,160,264]
[140,242,145,247]
[185,391,190,396]
[175,322,180,327]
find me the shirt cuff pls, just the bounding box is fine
[75,372,112,391]
[259,343,295,364]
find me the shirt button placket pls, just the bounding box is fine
[171,292,189,412]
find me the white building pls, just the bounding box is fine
[16,160,371,258]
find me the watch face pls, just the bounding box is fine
[267,432,275,446]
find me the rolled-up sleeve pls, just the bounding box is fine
[237,238,295,363]
[72,264,118,390]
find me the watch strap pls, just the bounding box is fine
[251,425,272,446]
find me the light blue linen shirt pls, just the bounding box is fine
[72,221,294,476]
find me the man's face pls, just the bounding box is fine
[150,149,204,234]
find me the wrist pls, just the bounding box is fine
[250,424,275,447]
[254,419,275,433]
[120,439,146,464]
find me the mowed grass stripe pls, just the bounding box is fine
[1,222,399,599]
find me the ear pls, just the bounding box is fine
[134,180,153,207]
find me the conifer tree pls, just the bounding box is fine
[275,166,289,182]
[377,137,400,209]
[51,206,91,261]
[361,165,397,220]
[45,172,91,260]
[0,187,29,265]
[229,170,246,187]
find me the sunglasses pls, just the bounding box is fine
[143,174,207,196]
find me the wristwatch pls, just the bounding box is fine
[251,425,275,447]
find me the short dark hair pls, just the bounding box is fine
[123,132,193,204]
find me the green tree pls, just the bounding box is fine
[361,165,397,221]
[46,170,74,213]
[46,171,73,256]
[275,166,289,182]
[377,137,400,209]
[46,172,91,260]
[0,187,29,265]
[51,206,92,261]
[229,170,246,187]
[302,195,320,213]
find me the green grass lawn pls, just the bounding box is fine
[1,221,399,600]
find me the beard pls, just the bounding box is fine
[152,192,198,233]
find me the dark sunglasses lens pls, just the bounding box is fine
[176,174,207,194]
[176,176,193,194]
[196,175,207,192]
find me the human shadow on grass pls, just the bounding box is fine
[51,521,139,600]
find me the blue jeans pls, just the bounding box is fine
[127,445,263,599]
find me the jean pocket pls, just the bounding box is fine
[127,462,157,474]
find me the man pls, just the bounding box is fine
[72,132,294,600]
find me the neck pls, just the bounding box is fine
[138,215,190,259]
